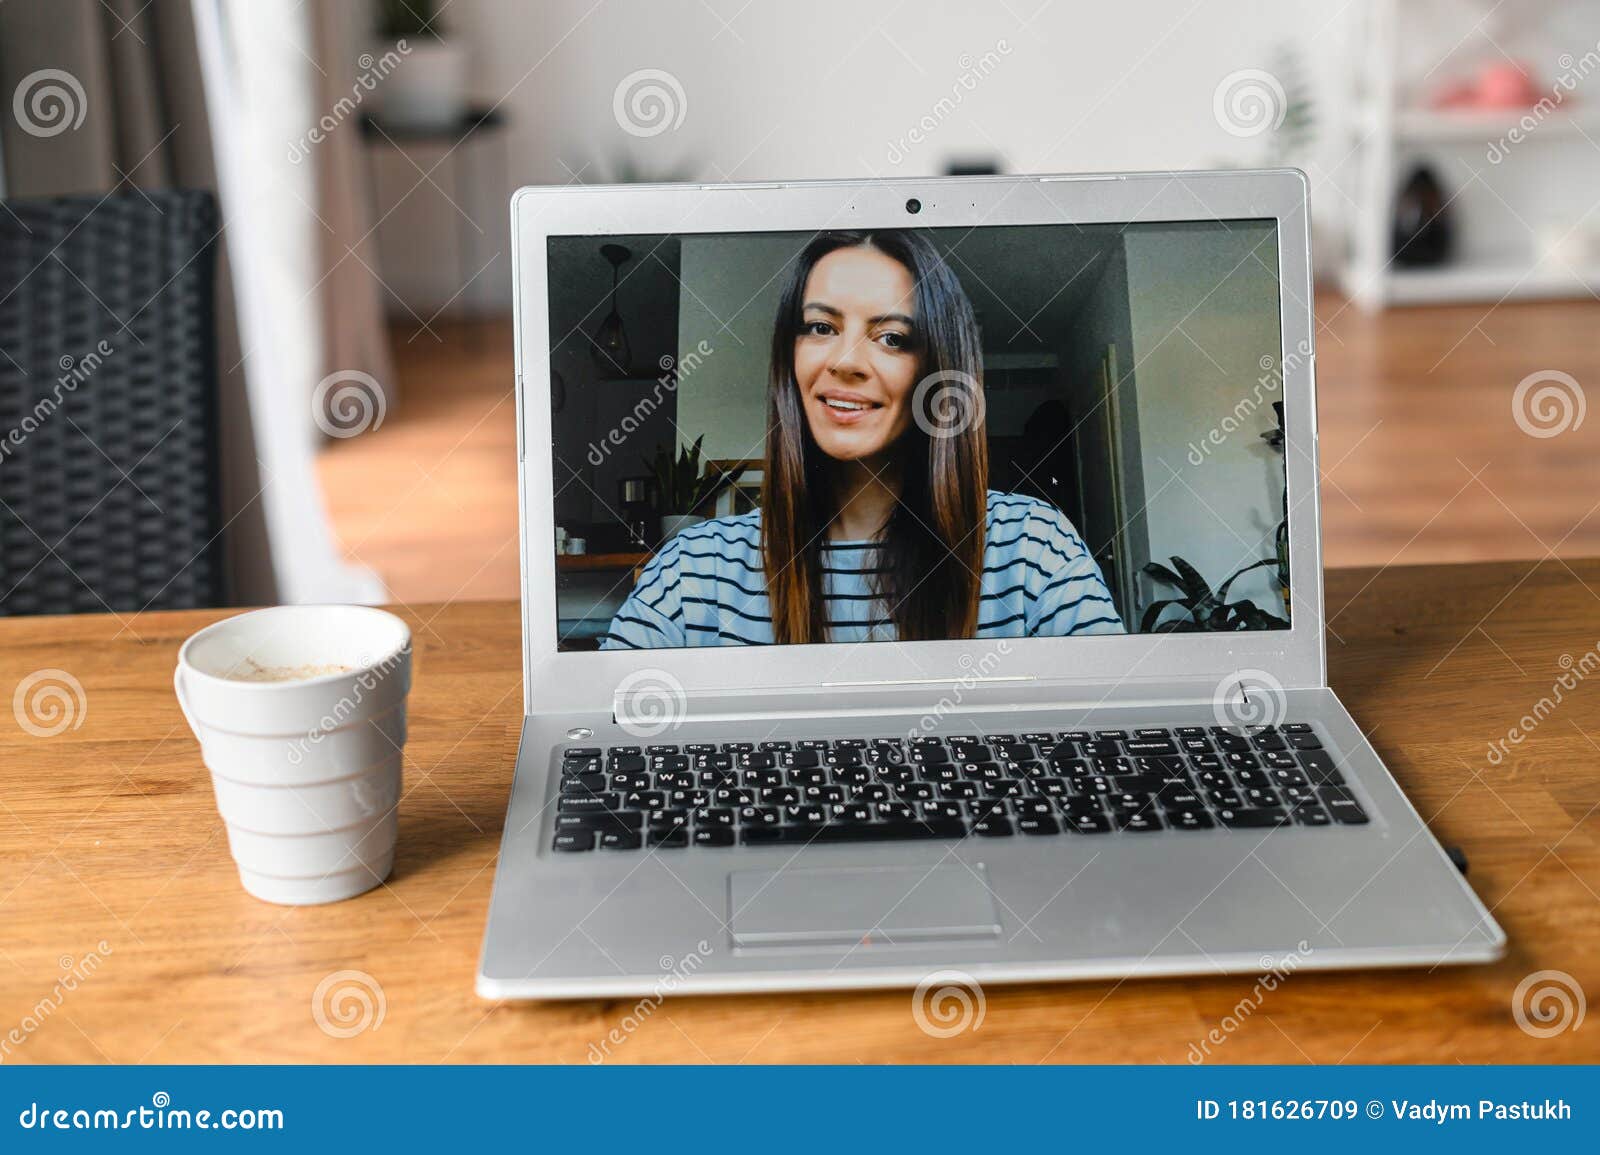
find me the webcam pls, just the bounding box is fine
[905,198,921,214]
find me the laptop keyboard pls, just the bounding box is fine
[550,723,1368,852]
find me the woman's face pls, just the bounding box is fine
[793,245,920,465]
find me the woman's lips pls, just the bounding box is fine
[814,392,881,426]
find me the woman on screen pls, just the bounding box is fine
[601,230,1124,648]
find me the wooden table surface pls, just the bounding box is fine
[2,559,1598,1064]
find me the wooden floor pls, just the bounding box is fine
[318,293,1600,604]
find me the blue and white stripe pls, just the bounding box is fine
[601,491,1125,649]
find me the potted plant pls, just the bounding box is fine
[372,0,466,131]
[645,436,746,542]
[1140,556,1289,632]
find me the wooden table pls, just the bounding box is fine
[2,560,1598,1064]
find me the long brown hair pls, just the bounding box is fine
[762,230,988,645]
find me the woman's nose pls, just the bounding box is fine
[827,334,869,379]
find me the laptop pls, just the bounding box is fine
[477,170,1504,999]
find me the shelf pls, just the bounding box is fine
[1344,261,1600,306]
[1392,105,1600,144]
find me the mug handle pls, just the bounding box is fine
[172,665,201,738]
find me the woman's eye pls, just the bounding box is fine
[877,330,910,350]
[802,320,834,337]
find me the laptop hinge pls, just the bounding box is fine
[612,674,1275,728]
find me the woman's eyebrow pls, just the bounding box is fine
[799,303,914,326]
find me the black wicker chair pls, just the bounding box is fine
[0,189,224,616]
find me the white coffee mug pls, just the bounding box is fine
[173,605,412,905]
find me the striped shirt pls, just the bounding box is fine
[600,491,1124,649]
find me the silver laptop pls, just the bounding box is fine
[478,170,1503,999]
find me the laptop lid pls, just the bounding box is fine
[510,171,1321,719]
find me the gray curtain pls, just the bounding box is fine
[0,0,395,604]
[0,0,274,602]
[312,0,396,403]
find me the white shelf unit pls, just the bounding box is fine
[1341,0,1600,309]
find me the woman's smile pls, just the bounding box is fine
[814,387,885,426]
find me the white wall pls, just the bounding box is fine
[1124,222,1285,617]
[675,233,806,462]
[374,0,1362,309]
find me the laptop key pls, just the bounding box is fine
[599,830,643,850]
[693,828,735,847]
[1064,810,1113,834]
[1317,788,1370,824]
[552,830,596,851]
[558,791,623,814]
[1164,808,1215,831]
[1102,772,1166,793]
[1117,812,1164,833]
[1018,815,1061,835]
[647,824,688,847]
[1298,752,1345,785]
[1290,805,1333,827]
[971,816,1014,837]
[1217,807,1291,829]
[740,818,967,845]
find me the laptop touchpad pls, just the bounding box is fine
[729,865,1001,948]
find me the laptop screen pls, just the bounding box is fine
[547,220,1288,652]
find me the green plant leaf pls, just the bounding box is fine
[1139,598,1189,632]
[1141,561,1189,596]
[1216,557,1278,605]
[1168,556,1213,605]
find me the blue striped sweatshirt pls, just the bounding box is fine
[600,492,1124,649]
